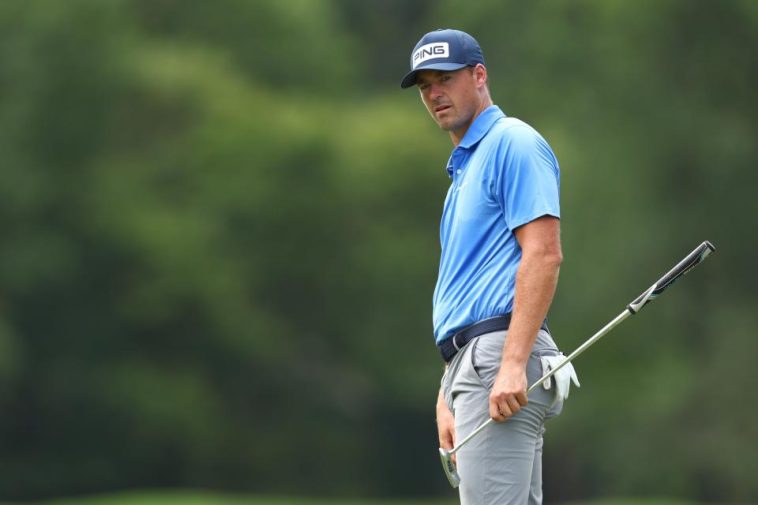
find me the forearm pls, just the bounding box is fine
[436,387,447,416]
[502,246,561,367]
[436,367,456,449]
[436,365,450,417]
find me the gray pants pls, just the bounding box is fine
[441,329,564,505]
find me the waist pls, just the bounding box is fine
[437,314,549,363]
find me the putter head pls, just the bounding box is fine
[439,447,460,488]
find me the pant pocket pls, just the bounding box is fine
[471,331,507,390]
[472,333,558,390]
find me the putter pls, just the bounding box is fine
[440,240,716,488]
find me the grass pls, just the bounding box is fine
[1,490,712,505]
[5,491,458,505]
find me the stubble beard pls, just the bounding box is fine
[435,107,473,134]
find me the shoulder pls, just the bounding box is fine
[488,117,557,169]
[490,117,547,148]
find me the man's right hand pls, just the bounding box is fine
[436,391,456,459]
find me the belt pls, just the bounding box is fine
[438,314,549,363]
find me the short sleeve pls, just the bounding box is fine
[495,125,560,230]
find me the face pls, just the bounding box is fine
[416,65,487,141]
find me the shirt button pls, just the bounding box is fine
[456,169,462,174]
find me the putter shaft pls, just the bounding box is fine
[447,306,636,457]
[439,242,715,488]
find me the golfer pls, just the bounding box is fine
[401,29,578,504]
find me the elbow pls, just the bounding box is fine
[545,248,563,270]
[551,242,563,266]
[525,243,562,269]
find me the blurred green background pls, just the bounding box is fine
[0,0,756,503]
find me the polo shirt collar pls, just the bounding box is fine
[445,105,506,178]
[458,105,506,149]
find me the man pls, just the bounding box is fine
[400,29,578,504]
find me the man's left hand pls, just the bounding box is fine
[489,363,528,422]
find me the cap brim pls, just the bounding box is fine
[400,62,469,89]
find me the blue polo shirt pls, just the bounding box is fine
[432,105,560,344]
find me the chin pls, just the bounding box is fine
[438,119,460,132]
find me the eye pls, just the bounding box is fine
[440,74,451,83]
[418,82,430,91]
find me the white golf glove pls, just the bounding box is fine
[540,353,580,404]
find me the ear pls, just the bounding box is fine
[473,64,488,88]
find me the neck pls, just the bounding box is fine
[449,98,493,146]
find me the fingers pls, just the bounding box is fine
[439,428,455,450]
[437,410,456,450]
[489,367,529,422]
[514,390,528,406]
[489,399,509,422]
[438,419,457,464]
[489,393,528,422]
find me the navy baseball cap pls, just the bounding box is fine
[400,29,485,89]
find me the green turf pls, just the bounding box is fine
[2,490,709,505]
[6,490,458,505]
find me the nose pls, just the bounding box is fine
[427,82,444,100]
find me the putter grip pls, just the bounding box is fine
[628,241,715,313]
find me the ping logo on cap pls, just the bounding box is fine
[412,42,450,69]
